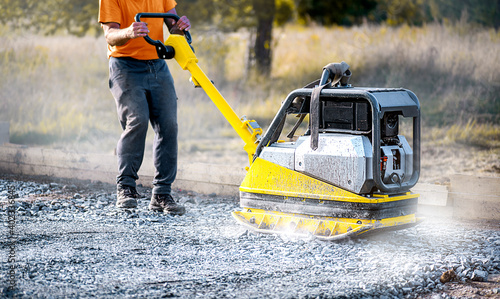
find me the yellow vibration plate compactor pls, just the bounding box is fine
[136,13,423,240]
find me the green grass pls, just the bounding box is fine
[0,23,499,155]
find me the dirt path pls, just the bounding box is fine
[420,274,500,298]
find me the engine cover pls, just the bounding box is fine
[259,133,414,194]
[295,134,373,194]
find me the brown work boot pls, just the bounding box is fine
[149,194,186,215]
[116,185,140,208]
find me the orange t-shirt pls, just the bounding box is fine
[99,0,177,60]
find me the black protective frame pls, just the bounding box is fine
[255,85,421,195]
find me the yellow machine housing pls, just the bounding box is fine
[135,13,423,240]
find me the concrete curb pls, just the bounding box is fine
[0,144,498,220]
[0,143,245,197]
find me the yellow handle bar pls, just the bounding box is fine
[165,35,262,165]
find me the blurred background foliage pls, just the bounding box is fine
[0,0,498,156]
[1,0,499,74]
[2,0,498,30]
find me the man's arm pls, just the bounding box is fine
[101,21,150,47]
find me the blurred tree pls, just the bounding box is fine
[177,0,294,77]
[1,0,498,78]
[373,0,500,28]
[177,0,254,31]
[251,0,275,76]
[296,0,500,28]
[375,0,427,26]
[297,0,377,25]
[0,0,33,27]
[0,0,293,76]
[427,0,500,28]
[0,0,99,36]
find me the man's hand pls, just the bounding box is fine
[176,16,191,31]
[102,22,150,47]
[126,22,150,39]
[168,15,191,35]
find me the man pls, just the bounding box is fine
[98,0,190,215]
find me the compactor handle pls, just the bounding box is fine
[134,12,193,59]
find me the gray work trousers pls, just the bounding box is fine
[109,57,178,195]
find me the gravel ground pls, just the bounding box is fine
[1,176,499,298]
